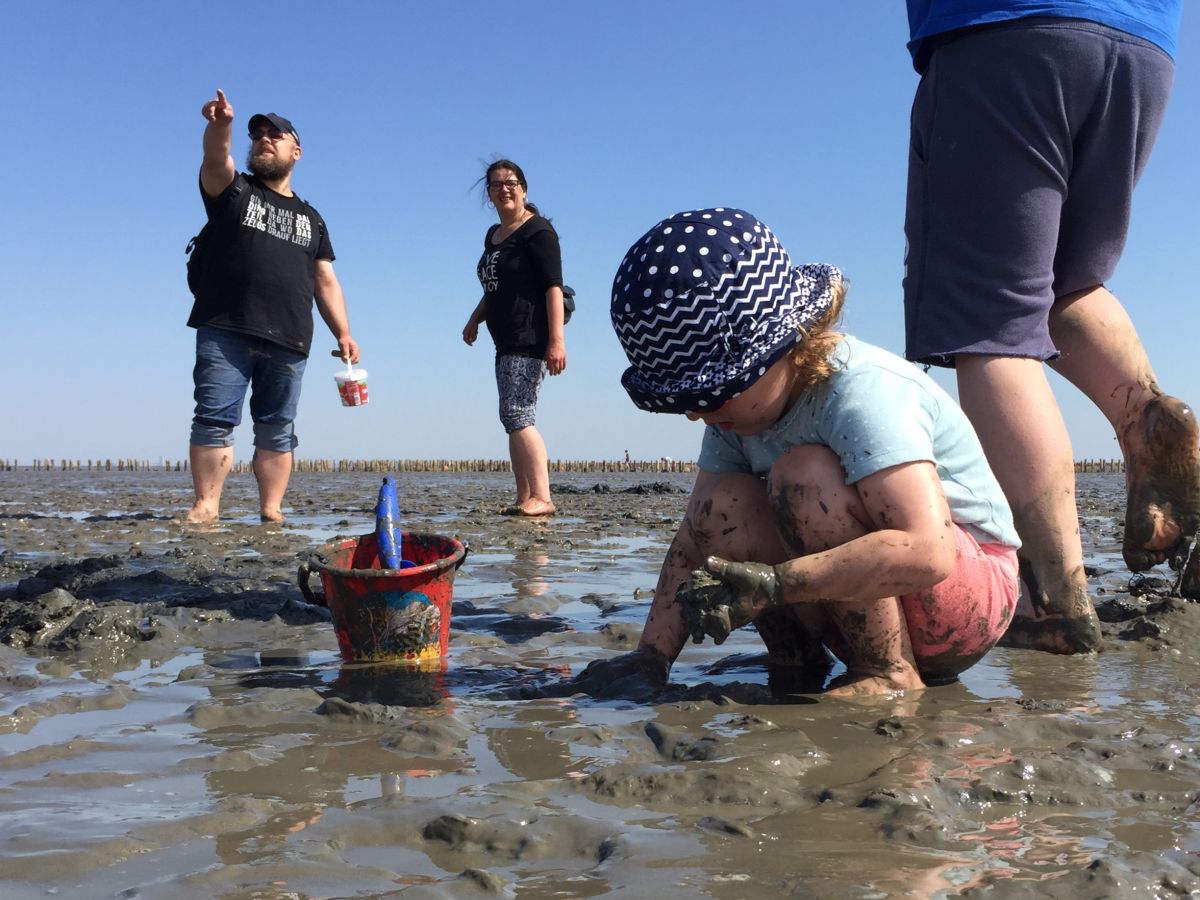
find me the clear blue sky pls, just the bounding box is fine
[3,2,1197,464]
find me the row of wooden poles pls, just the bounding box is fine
[7,458,702,474]
[1075,459,1126,473]
[5,458,1127,474]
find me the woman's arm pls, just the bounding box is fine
[544,285,566,374]
[462,296,486,346]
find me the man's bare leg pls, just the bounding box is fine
[1049,286,1200,573]
[956,356,1101,653]
[188,444,232,523]
[253,449,292,523]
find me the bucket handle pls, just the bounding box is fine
[297,560,327,607]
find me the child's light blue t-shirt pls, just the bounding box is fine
[697,335,1020,549]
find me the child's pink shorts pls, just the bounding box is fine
[826,525,1019,682]
[900,525,1018,681]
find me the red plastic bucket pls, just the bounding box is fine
[298,531,467,664]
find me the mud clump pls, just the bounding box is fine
[0,588,153,650]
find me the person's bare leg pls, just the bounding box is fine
[253,449,292,522]
[642,472,783,660]
[187,444,232,523]
[956,355,1101,653]
[508,426,554,516]
[769,445,925,695]
[643,471,830,679]
[1049,285,1200,573]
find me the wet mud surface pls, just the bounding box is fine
[1,469,1198,898]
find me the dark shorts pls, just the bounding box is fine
[495,353,546,433]
[903,19,1174,366]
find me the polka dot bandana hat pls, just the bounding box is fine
[610,208,842,414]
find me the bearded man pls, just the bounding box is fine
[185,89,359,523]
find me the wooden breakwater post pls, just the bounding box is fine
[1074,459,1124,474]
[280,458,700,474]
[9,458,1122,476]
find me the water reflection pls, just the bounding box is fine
[326,661,449,708]
[512,552,550,603]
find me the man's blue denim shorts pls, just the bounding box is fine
[190,326,308,452]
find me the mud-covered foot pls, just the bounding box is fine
[824,665,925,699]
[185,502,219,524]
[1177,537,1200,600]
[260,510,285,523]
[1121,395,1200,572]
[998,563,1102,654]
[502,499,556,517]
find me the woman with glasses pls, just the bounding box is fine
[462,159,567,516]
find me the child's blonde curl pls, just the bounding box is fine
[786,278,848,390]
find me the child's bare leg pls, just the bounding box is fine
[769,445,925,695]
[823,597,924,697]
[640,471,793,664]
[1048,286,1200,573]
[560,476,787,698]
[754,607,831,672]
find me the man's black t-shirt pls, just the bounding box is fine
[476,216,563,358]
[187,173,334,356]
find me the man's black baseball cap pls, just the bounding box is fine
[247,112,300,145]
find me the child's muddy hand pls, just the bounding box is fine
[703,556,784,625]
[675,568,732,644]
[687,602,737,644]
[565,647,670,700]
[675,559,781,645]
[705,556,782,607]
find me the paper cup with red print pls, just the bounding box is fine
[334,367,369,407]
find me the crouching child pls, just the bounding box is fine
[584,208,1021,698]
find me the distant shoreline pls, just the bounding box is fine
[2,458,1126,474]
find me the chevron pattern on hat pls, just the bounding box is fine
[610,208,840,413]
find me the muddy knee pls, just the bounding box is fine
[683,471,784,562]
[769,445,870,554]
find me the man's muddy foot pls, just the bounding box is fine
[998,613,1102,654]
[1121,395,1200,572]
[1007,562,1102,653]
[260,512,285,524]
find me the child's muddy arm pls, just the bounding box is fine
[637,522,703,663]
[773,460,958,604]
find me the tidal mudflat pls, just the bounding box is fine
[1,468,1198,899]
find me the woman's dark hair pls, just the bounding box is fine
[486,158,527,189]
[476,157,548,219]
[476,158,527,201]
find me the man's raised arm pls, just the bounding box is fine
[199,88,236,198]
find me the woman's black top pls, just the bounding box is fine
[476,215,563,358]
